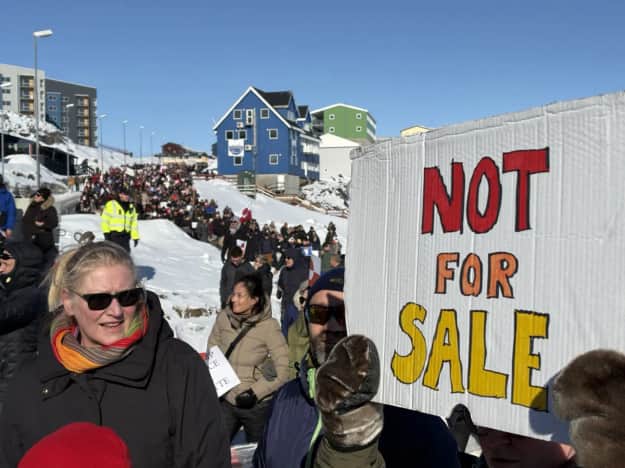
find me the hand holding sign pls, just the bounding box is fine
[206,346,240,398]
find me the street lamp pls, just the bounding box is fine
[64,103,74,177]
[0,81,11,179]
[122,120,128,166]
[150,131,155,159]
[33,28,53,187]
[139,125,144,161]
[98,113,107,173]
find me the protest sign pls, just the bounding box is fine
[206,345,240,398]
[346,91,625,439]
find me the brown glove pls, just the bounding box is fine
[315,335,384,449]
[553,349,625,468]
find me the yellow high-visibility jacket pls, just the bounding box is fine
[100,199,139,240]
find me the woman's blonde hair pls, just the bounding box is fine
[46,241,136,312]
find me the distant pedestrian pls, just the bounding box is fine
[0,176,16,243]
[21,187,59,271]
[220,246,254,309]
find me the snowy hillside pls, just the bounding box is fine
[60,178,348,353]
[3,154,67,192]
[1,109,131,171]
[301,176,350,211]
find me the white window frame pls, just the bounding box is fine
[238,130,246,140]
[260,108,270,119]
[233,109,242,120]
[269,153,279,165]
[356,126,362,132]
[225,130,234,140]
[233,156,243,166]
[329,126,335,133]
[268,128,278,140]
[328,113,335,120]
[356,113,362,119]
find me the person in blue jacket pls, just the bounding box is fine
[0,176,16,242]
[253,267,460,468]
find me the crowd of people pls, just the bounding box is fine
[0,165,618,468]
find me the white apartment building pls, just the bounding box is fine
[0,63,47,122]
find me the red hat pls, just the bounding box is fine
[19,422,132,468]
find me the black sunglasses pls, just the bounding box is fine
[1,252,13,260]
[71,287,145,311]
[306,304,346,326]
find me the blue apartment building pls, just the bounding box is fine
[213,86,320,194]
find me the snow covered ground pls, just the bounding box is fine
[59,178,348,353]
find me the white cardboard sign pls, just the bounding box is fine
[346,91,625,440]
[206,345,241,398]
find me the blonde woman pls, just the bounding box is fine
[0,241,229,468]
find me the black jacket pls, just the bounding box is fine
[220,260,254,308]
[0,292,230,468]
[0,243,46,408]
[21,196,59,252]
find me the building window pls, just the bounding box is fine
[356,126,362,132]
[225,130,234,140]
[329,126,335,133]
[260,108,269,119]
[2,89,9,94]
[49,105,57,111]
[356,113,362,119]
[233,109,242,120]
[238,130,246,140]
[62,96,69,102]
[328,114,335,120]
[268,128,278,139]
[3,101,10,106]
[233,156,243,166]
[269,154,279,165]
[48,95,57,101]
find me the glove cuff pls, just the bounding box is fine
[321,402,384,450]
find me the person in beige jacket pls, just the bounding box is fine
[207,272,289,442]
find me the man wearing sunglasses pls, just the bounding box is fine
[254,268,460,468]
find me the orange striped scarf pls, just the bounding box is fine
[50,304,149,373]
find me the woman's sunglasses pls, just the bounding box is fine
[0,252,13,261]
[305,304,346,326]
[71,287,145,310]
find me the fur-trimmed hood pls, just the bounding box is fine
[32,194,55,210]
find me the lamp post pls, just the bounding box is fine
[98,113,107,173]
[0,81,11,179]
[150,131,155,159]
[139,125,144,161]
[33,28,53,187]
[65,104,74,179]
[122,120,128,166]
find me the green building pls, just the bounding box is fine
[311,103,376,144]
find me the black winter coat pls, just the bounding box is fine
[220,260,255,308]
[0,292,230,468]
[256,263,274,298]
[0,243,46,408]
[21,196,59,252]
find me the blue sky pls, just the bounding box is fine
[3,0,625,155]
